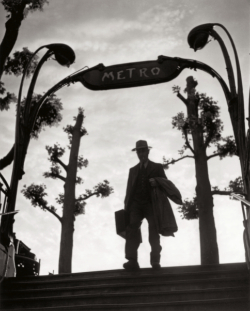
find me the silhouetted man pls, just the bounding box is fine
[123,140,168,271]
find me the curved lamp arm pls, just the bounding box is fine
[212,24,246,188]
[19,73,75,179]
[213,23,243,100]
[23,50,53,124]
[14,46,50,188]
[187,24,237,97]
[159,56,231,102]
[209,29,237,97]
[0,44,76,248]
[17,45,49,113]
[213,24,246,164]
[14,51,54,181]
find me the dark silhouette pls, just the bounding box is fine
[123,140,181,271]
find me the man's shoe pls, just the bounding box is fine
[151,262,161,269]
[123,260,140,271]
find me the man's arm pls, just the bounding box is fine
[124,169,132,210]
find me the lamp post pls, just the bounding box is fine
[187,23,248,197]
[0,44,75,250]
[188,23,250,265]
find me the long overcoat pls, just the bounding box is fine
[124,160,182,236]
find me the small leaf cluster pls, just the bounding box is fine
[4,47,38,77]
[77,155,88,170]
[43,163,61,180]
[20,93,63,139]
[214,136,237,159]
[172,112,186,131]
[74,200,86,217]
[0,81,17,110]
[198,93,223,145]
[93,180,114,198]
[55,193,64,205]
[2,0,48,15]
[43,143,65,180]
[21,183,56,213]
[172,85,181,94]
[46,143,65,160]
[178,197,198,220]
[226,177,244,196]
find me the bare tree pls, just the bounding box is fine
[22,108,113,273]
[164,76,242,265]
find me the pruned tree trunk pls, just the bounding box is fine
[195,148,219,264]
[58,113,83,274]
[178,79,219,265]
[0,1,28,80]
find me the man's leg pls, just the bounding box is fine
[124,204,143,269]
[145,203,162,267]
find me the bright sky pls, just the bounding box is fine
[0,0,249,275]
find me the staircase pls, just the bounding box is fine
[0,262,249,310]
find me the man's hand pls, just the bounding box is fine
[149,178,157,187]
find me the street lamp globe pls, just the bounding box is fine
[45,43,76,67]
[188,24,214,51]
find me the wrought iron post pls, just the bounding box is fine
[0,44,75,249]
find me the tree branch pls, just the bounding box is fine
[42,206,62,223]
[53,156,68,172]
[164,155,194,168]
[54,173,66,182]
[207,152,223,160]
[77,191,99,202]
[183,128,195,154]
[177,92,188,105]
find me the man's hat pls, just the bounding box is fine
[132,140,152,151]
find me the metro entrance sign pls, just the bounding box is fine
[72,55,230,100]
[76,56,180,90]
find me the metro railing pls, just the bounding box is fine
[231,193,250,269]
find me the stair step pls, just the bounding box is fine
[1,263,248,310]
[1,297,248,311]
[2,268,247,290]
[4,262,247,283]
[1,286,248,309]
[2,275,248,298]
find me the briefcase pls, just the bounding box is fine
[115,209,129,239]
[115,209,142,242]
